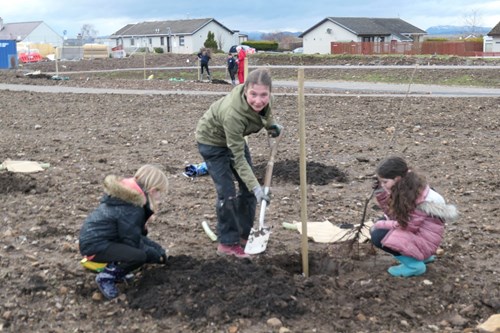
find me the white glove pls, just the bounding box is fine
[252,186,270,205]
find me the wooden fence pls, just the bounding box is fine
[331,41,484,56]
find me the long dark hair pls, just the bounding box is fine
[376,156,427,227]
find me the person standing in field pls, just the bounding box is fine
[197,48,212,81]
[227,52,238,86]
[237,46,246,84]
[195,68,283,259]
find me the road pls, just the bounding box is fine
[1,80,499,97]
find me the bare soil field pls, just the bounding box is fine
[0,54,499,333]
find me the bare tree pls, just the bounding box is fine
[216,33,224,51]
[80,24,99,41]
[463,9,483,36]
[262,31,302,50]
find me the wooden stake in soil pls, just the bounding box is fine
[55,48,59,77]
[244,57,248,82]
[298,68,309,277]
[143,52,146,80]
[198,59,201,81]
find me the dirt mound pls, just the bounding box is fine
[255,160,348,185]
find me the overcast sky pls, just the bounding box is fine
[2,0,499,37]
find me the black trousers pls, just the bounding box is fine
[229,69,236,81]
[198,142,257,245]
[370,228,401,256]
[200,62,210,76]
[92,243,147,273]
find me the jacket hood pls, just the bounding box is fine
[103,175,147,207]
[416,185,459,222]
[417,200,459,223]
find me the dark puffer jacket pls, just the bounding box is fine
[79,175,165,263]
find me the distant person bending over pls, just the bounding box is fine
[227,52,238,86]
[237,46,246,84]
[79,164,169,299]
[370,156,458,277]
[195,68,283,259]
[197,48,212,81]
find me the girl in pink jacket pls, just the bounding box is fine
[370,156,458,277]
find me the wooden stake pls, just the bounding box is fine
[298,68,309,277]
[198,59,201,81]
[244,57,248,82]
[55,48,59,77]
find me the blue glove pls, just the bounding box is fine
[267,124,283,138]
[252,186,270,205]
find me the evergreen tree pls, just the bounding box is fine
[204,31,218,50]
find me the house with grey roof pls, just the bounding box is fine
[486,21,500,53]
[0,17,63,47]
[299,17,426,54]
[110,18,238,54]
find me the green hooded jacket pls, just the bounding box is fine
[195,84,277,190]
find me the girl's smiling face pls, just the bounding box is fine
[245,84,270,112]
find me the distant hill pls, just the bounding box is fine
[426,25,492,35]
[242,31,302,40]
[242,26,493,39]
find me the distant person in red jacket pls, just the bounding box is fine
[237,46,246,84]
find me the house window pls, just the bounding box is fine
[179,36,185,46]
[380,37,385,42]
[149,38,152,45]
[131,38,135,46]
[160,37,164,46]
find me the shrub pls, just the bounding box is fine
[204,31,218,50]
[243,40,279,51]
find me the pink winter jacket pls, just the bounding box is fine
[374,186,458,260]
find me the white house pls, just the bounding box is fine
[300,17,426,54]
[486,21,500,53]
[0,17,63,47]
[110,18,238,54]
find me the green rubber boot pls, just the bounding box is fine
[388,256,426,277]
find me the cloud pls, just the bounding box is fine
[2,0,499,37]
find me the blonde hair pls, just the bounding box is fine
[134,164,168,210]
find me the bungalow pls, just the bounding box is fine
[110,18,239,54]
[300,17,426,54]
[486,21,500,53]
[0,17,63,48]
